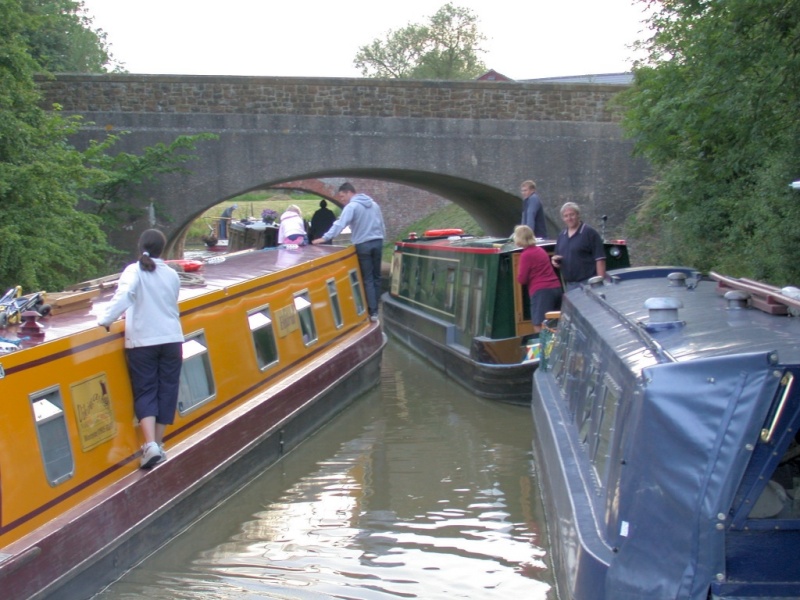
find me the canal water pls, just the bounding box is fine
[94,341,554,599]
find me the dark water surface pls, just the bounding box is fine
[94,341,554,599]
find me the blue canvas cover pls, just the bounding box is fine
[605,351,778,599]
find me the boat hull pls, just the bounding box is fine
[382,292,534,405]
[531,367,612,600]
[4,325,385,600]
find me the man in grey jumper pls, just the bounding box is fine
[313,182,386,322]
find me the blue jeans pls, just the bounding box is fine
[356,238,383,316]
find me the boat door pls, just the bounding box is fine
[510,252,537,339]
[719,365,800,597]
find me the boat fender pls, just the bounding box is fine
[423,228,464,238]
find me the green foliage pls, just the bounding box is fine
[620,0,800,283]
[82,132,218,228]
[184,194,340,246]
[21,0,120,73]
[354,3,487,80]
[0,0,214,291]
[0,0,111,291]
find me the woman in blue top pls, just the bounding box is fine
[98,229,184,469]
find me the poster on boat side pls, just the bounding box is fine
[71,373,117,451]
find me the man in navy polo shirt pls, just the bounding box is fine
[551,202,606,290]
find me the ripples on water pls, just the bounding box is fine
[94,343,553,599]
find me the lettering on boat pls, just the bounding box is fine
[274,303,300,337]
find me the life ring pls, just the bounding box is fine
[423,228,464,238]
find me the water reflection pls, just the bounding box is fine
[95,343,553,599]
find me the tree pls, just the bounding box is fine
[0,0,213,291]
[21,0,120,73]
[620,0,800,283]
[0,0,111,292]
[354,3,487,80]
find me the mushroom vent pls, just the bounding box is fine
[724,290,750,310]
[781,287,800,317]
[667,272,687,287]
[643,297,685,332]
[588,275,605,289]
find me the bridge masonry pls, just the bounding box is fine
[38,74,650,261]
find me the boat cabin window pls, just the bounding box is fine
[327,279,344,329]
[294,291,318,345]
[458,269,485,335]
[591,377,621,484]
[398,258,410,297]
[248,306,279,370]
[178,333,216,414]
[349,269,366,315]
[445,267,456,311]
[575,354,598,440]
[471,270,485,335]
[30,386,74,485]
[550,315,572,386]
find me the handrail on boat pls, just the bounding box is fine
[710,271,800,315]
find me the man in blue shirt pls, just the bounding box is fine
[313,182,386,322]
[551,202,606,290]
[520,180,548,239]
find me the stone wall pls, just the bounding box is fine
[38,74,625,123]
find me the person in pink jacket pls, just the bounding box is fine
[514,224,562,333]
[278,205,308,245]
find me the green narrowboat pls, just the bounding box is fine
[381,229,629,404]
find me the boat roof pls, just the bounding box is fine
[579,268,800,366]
[395,235,556,254]
[2,245,348,349]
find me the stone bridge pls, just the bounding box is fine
[38,74,650,259]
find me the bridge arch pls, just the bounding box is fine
[39,74,650,261]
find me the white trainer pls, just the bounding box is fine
[140,442,163,469]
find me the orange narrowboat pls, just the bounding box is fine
[0,244,385,599]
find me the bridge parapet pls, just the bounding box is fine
[38,74,625,123]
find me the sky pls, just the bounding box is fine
[78,0,652,81]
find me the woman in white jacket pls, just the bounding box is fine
[278,205,308,245]
[98,229,184,469]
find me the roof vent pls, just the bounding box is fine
[588,275,605,288]
[780,286,800,317]
[643,297,684,332]
[724,290,750,310]
[667,272,687,287]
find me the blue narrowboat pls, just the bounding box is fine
[532,267,800,599]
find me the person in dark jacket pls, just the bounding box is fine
[218,203,238,239]
[309,199,336,242]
